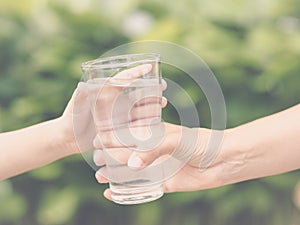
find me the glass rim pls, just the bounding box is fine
[81,53,160,70]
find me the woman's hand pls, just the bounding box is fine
[56,82,95,155]
[0,64,167,180]
[57,64,167,156]
[94,123,234,199]
[95,104,300,201]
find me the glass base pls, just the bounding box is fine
[110,184,164,205]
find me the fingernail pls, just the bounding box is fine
[128,154,144,169]
[162,79,167,89]
[95,170,103,178]
[95,170,101,178]
[162,97,168,108]
[95,171,107,183]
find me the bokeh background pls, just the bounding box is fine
[1,0,300,224]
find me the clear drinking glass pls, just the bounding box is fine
[81,53,164,204]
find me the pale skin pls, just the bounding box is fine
[0,83,90,181]
[1,65,299,202]
[94,103,300,200]
[0,64,167,181]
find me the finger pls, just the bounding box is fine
[95,167,108,184]
[162,96,168,108]
[87,63,155,113]
[96,147,132,165]
[162,79,167,91]
[294,181,300,209]
[128,124,199,169]
[90,84,120,122]
[95,170,109,183]
[98,130,137,148]
[103,188,112,201]
[95,131,120,148]
[113,64,152,80]
[132,96,161,107]
[130,103,161,122]
[127,123,178,168]
[93,135,102,149]
[127,133,175,169]
[93,150,106,166]
[131,95,167,110]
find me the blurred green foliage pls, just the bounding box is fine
[0,0,300,224]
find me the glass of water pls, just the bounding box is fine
[81,53,164,204]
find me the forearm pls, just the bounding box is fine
[0,119,75,180]
[222,104,300,184]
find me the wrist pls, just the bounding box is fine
[219,126,257,185]
[51,117,80,157]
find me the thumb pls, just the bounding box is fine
[127,126,199,169]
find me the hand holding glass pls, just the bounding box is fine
[81,53,164,204]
